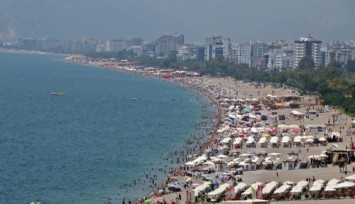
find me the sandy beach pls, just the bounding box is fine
[63,56,355,204]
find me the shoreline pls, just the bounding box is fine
[63,56,226,202]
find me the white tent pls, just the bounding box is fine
[330,132,341,138]
[293,136,302,143]
[246,138,255,144]
[221,137,232,144]
[345,174,355,181]
[291,110,303,115]
[290,180,308,193]
[309,180,325,192]
[262,181,279,194]
[288,124,300,129]
[334,181,355,189]
[281,136,290,143]
[234,182,248,194]
[270,137,279,144]
[274,184,292,194]
[241,182,263,195]
[233,138,243,145]
[325,178,340,192]
[258,137,267,144]
[305,138,314,143]
[277,124,288,129]
[208,183,232,196]
[194,182,211,196]
[318,137,327,142]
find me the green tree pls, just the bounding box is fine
[298,56,315,70]
[345,60,355,72]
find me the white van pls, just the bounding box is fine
[306,110,318,119]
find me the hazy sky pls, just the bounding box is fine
[0,0,354,43]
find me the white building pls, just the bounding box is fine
[105,40,126,52]
[293,36,322,68]
[204,36,231,61]
[237,43,251,66]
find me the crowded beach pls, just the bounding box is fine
[65,56,355,204]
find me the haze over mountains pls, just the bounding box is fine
[0,0,354,43]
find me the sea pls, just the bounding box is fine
[0,51,215,204]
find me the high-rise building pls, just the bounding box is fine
[126,38,143,49]
[154,34,184,57]
[250,41,266,68]
[105,40,126,52]
[237,43,251,66]
[293,36,322,68]
[204,36,231,61]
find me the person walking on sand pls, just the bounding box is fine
[276,172,279,178]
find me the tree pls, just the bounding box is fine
[168,50,178,62]
[328,61,343,69]
[298,56,315,70]
[345,60,355,72]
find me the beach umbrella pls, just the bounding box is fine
[211,180,219,186]
[263,133,270,137]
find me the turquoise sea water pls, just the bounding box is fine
[0,52,214,204]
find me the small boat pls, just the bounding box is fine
[130,97,138,100]
[51,92,65,96]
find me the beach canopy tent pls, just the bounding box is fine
[281,136,290,143]
[324,178,341,192]
[241,182,263,195]
[233,137,243,145]
[274,184,292,194]
[270,137,279,144]
[234,182,248,194]
[262,181,279,195]
[334,181,355,189]
[186,155,207,167]
[345,174,355,181]
[318,137,327,142]
[268,152,281,156]
[194,182,211,196]
[258,137,267,144]
[207,183,232,197]
[291,110,303,116]
[290,180,308,193]
[309,180,325,192]
[221,137,232,144]
[277,124,289,129]
[246,138,255,144]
